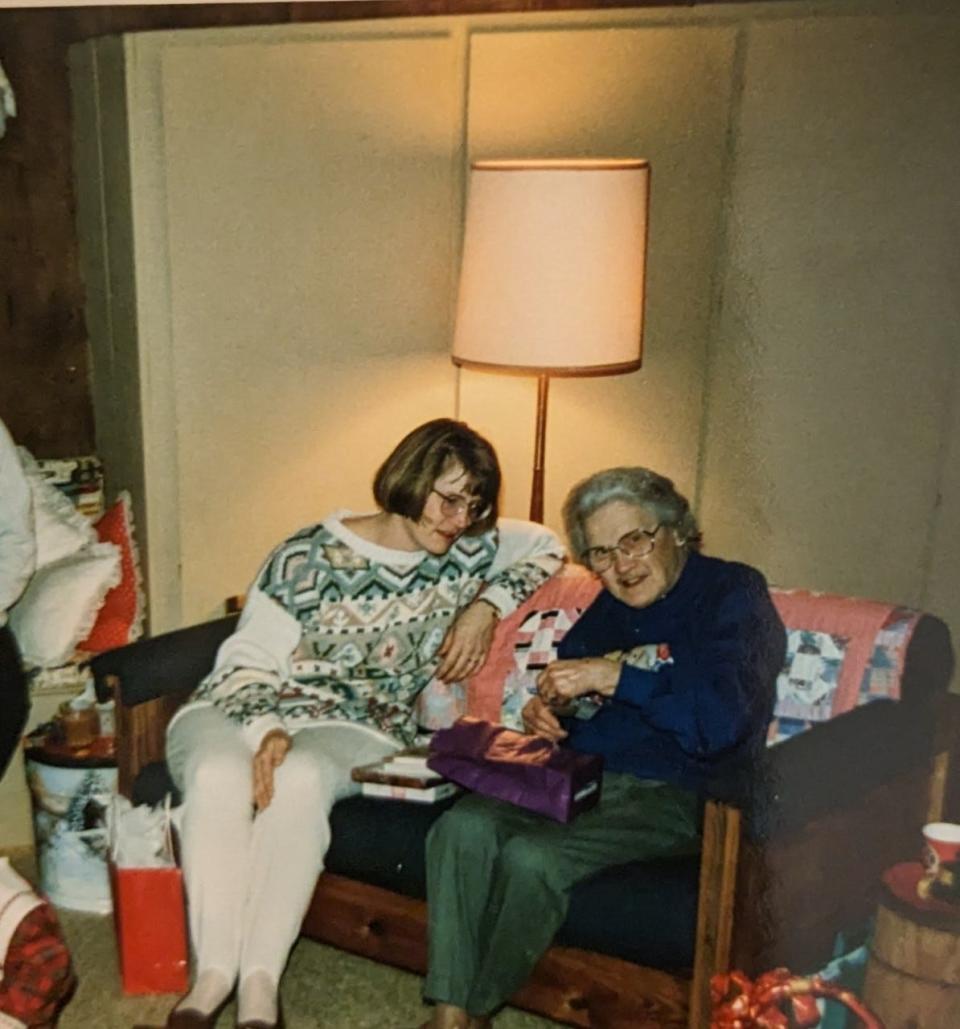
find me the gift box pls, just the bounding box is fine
[427,716,603,823]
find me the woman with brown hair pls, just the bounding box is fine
[162,419,564,1029]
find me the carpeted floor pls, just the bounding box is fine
[7,850,561,1029]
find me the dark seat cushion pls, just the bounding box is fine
[133,761,183,807]
[91,614,240,706]
[135,764,698,972]
[325,794,458,895]
[558,854,698,970]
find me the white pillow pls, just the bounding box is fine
[17,447,96,568]
[8,543,122,667]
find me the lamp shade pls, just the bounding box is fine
[452,158,649,376]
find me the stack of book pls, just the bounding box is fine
[351,748,460,804]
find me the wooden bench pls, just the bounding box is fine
[92,587,958,1028]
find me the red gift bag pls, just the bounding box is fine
[109,861,189,995]
[109,797,189,995]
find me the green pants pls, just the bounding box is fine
[423,772,702,1016]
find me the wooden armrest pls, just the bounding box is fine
[689,800,741,1029]
[113,689,190,798]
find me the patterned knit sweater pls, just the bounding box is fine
[172,512,564,748]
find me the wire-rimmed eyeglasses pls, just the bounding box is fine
[431,488,490,524]
[582,524,662,572]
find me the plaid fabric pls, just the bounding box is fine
[0,904,75,1027]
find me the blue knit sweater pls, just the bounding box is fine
[559,551,786,792]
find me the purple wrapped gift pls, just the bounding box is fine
[427,716,603,823]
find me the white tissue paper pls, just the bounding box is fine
[110,795,177,868]
[0,59,16,139]
[68,678,98,711]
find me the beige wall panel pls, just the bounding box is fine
[0,692,86,851]
[0,751,31,850]
[460,23,737,531]
[157,34,463,624]
[177,353,454,623]
[157,32,465,621]
[698,14,960,606]
[924,362,960,689]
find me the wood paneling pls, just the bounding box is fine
[1,10,93,455]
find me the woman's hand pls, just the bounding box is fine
[252,729,292,811]
[521,695,567,743]
[435,599,499,683]
[536,658,620,706]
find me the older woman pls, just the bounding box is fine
[162,419,564,1029]
[422,466,786,1029]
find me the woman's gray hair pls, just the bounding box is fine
[562,467,701,564]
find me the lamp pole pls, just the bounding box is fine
[530,374,549,523]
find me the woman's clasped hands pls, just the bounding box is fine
[522,657,620,743]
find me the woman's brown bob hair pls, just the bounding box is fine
[373,418,501,535]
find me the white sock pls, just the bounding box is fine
[238,968,278,1025]
[176,969,233,1015]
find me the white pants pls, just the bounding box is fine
[166,707,399,984]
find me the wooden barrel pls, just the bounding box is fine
[863,874,960,1029]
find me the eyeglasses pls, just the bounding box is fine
[431,489,490,524]
[583,524,662,572]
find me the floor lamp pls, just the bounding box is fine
[451,158,650,522]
